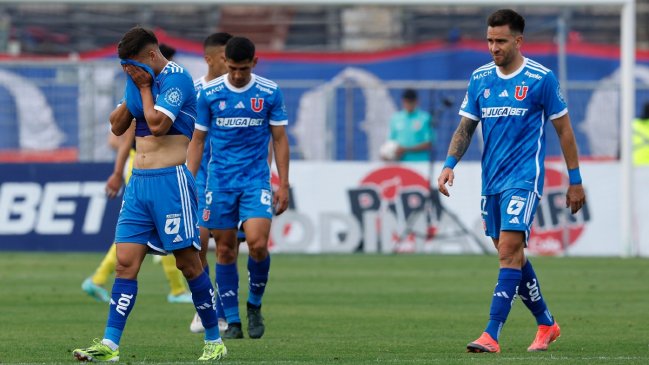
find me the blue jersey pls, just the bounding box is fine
[196,73,288,191]
[459,57,567,197]
[193,76,212,186]
[135,61,196,139]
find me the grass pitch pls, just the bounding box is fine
[0,253,647,364]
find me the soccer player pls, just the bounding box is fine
[189,31,234,334]
[187,36,290,340]
[437,9,586,353]
[73,27,226,362]
[82,43,193,305]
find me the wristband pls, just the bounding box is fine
[568,167,582,185]
[443,156,458,170]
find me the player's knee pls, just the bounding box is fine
[497,243,524,267]
[216,245,237,264]
[247,239,269,261]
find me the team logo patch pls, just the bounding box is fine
[483,89,490,99]
[164,87,183,107]
[219,101,226,110]
[556,85,566,104]
[461,92,468,109]
[203,209,210,221]
[515,86,529,101]
[260,189,272,206]
[251,98,264,112]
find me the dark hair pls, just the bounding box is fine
[487,9,525,34]
[204,32,233,49]
[402,88,418,101]
[118,26,158,59]
[225,36,255,62]
[159,43,176,60]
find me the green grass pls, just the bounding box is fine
[0,253,648,364]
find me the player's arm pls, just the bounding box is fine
[271,124,290,215]
[437,116,479,197]
[123,64,173,136]
[551,114,586,214]
[109,102,133,136]
[187,129,207,177]
[106,122,135,198]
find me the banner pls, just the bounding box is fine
[1,161,647,257]
[0,163,120,251]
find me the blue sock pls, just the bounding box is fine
[216,263,240,324]
[104,278,138,346]
[485,268,522,342]
[247,255,270,307]
[187,272,220,341]
[206,264,225,319]
[519,260,554,326]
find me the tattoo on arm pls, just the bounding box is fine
[448,117,478,159]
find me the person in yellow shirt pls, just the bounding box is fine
[633,102,649,165]
[81,44,192,304]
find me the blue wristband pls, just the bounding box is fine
[443,156,458,170]
[568,167,582,185]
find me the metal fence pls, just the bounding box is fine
[0,60,645,163]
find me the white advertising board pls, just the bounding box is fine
[269,161,646,257]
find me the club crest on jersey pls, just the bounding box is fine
[219,101,226,110]
[202,209,210,222]
[251,98,264,112]
[483,89,490,99]
[515,86,529,101]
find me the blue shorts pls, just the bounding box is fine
[481,189,539,243]
[115,165,200,254]
[201,188,273,230]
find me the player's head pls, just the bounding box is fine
[401,88,418,113]
[225,36,258,88]
[203,32,233,77]
[118,26,164,69]
[486,9,525,68]
[158,43,176,61]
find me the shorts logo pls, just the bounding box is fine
[251,98,264,112]
[506,199,525,215]
[203,209,210,222]
[261,189,271,206]
[164,87,183,107]
[164,215,181,234]
[515,86,528,101]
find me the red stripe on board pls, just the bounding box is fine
[0,148,78,163]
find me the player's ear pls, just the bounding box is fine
[204,54,211,65]
[252,56,258,68]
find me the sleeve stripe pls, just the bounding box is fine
[270,119,288,126]
[459,110,479,121]
[549,108,568,121]
[195,123,208,131]
[154,105,176,122]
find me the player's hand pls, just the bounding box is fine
[105,172,123,198]
[566,184,585,214]
[273,185,290,216]
[437,167,455,197]
[394,145,405,160]
[123,64,152,89]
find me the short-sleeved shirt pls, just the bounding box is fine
[388,109,433,161]
[459,57,568,197]
[134,61,196,139]
[196,73,288,191]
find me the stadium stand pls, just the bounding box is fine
[0,3,646,55]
